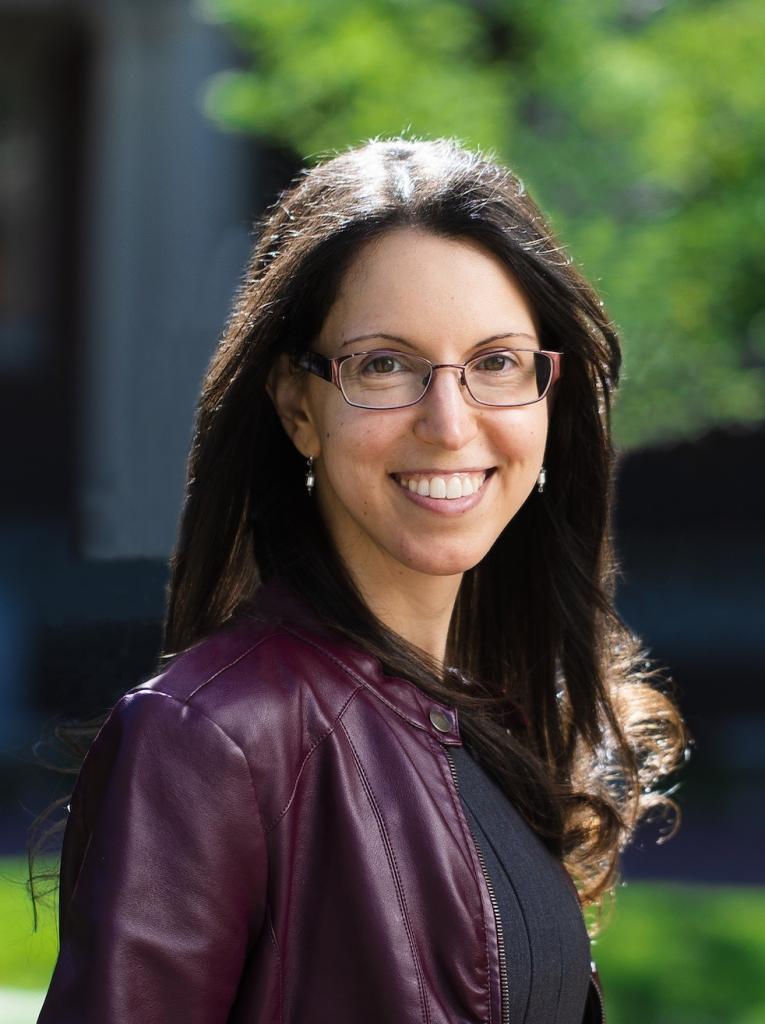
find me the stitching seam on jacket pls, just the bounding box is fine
[264,683,364,833]
[339,717,432,1024]
[136,689,268,846]
[265,903,284,1024]
[184,636,278,703]
[127,689,270,942]
[275,627,429,732]
[164,629,361,832]
[154,627,370,838]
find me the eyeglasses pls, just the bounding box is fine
[291,347,564,410]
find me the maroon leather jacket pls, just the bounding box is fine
[39,575,606,1023]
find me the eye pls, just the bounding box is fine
[473,351,519,372]
[357,351,417,375]
[364,354,400,374]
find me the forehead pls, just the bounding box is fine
[319,226,540,343]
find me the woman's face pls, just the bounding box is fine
[268,226,551,586]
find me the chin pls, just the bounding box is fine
[393,545,489,578]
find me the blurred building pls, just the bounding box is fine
[614,429,765,884]
[0,0,298,839]
[1,0,286,563]
[0,0,762,883]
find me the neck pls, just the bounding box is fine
[349,565,463,670]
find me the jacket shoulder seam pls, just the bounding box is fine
[151,629,368,836]
[183,633,288,703]
[201,630,371,815]
[129,689,268,842]
[263,682,363,834]
[272,625,428,730]
[267,625,376,689]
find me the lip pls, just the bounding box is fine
[390,468,496,515]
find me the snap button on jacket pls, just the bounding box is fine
[38,576,605,1023]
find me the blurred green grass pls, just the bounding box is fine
[2,857,764,1022]
[0,857,59,990]
[592,881,765,1024]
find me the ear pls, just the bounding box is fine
[266,353,321,459]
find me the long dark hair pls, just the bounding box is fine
[28,135,688,931]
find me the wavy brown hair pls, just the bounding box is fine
[28,135,688,932]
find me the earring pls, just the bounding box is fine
[305,455,315,497]
[537,465,546,493]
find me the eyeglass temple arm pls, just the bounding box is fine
[548,350,563,386]
[292,351,333,382]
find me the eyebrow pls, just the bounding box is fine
[338,331,540,351]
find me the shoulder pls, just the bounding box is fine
[104,605,377,825]
[128,610,366,745]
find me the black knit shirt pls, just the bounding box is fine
[449,742,592,1024]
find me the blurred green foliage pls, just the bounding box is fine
[195,0,765,450]
[594,882,765,1024]
[4,855,764,1023]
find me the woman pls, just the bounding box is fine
[34,136,687,1023]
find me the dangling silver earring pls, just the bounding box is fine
[305,455,315,497]
[537,465,546,493]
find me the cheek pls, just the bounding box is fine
[321,411,398,486]
[495,410,548,462]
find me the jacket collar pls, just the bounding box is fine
[239,575,462,746]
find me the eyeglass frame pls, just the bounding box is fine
[289,346,564,410]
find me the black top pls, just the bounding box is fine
[449,742,592,1024]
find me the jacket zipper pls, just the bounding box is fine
[590,964,607,1024]
[444,746,510,1024]
[444,747,606,1024]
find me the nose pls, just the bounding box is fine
[413,364,479,449]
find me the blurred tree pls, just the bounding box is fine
[195,0,765,449]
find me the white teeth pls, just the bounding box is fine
[445,476,462,499]
[396,472,488,499]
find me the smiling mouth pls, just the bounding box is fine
[389,467,496,500]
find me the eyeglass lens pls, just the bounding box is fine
[339,349,552,408]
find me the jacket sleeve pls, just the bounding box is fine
[37,689,268,1024]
